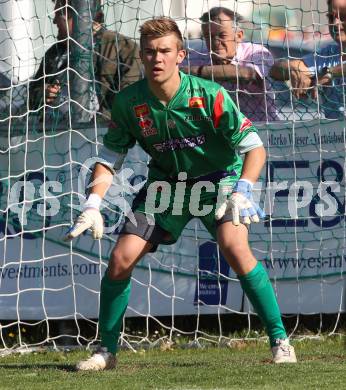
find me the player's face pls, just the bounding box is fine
[53,2,73,40]
[328,0,346,44]
[202,13,243,64]
[140,34,186,85]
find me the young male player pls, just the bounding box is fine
[65,17,297,370]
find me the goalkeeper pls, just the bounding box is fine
[66,17,297,370]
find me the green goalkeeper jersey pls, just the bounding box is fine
[104,71,257,183]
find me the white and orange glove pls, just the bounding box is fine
[215,179,265,225]
[63,194,104,241]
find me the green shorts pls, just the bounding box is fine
[127,176,238,245]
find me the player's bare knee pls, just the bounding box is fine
[108,250,133,280]
[222,242,251,263]
[107,262,132,281]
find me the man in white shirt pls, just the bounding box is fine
[184,7,279,122]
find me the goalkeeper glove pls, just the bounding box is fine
[215,179,265,226]
[63,194,104,241]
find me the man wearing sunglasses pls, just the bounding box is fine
[29,0,142,120]
[182,7,279,122]
[270,0,346,119]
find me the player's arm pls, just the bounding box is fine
[213,87,266,225]
[230,144,266,225]
[216,133,266,225]
[64,94,135,241]
[240,144,266,184]
[63,150,126,241]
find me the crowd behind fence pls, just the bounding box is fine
[0,1,343,125]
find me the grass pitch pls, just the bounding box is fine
[0,337,345,390]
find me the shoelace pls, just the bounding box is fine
[278,344,291,355]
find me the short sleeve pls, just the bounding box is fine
[249,48,274,78]
[302,53,317,75]
[212,87,258,147]
[103,94,136,154]
[303,44,340,75]
[232,43,274,78]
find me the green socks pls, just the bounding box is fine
[98,262,285,352]
[239,262,287,346]
[99,272,131,354]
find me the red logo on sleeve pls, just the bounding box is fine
[134,103,150,117]
[239,117,253,133]
[139,117,153,130]
[189,97,205,108]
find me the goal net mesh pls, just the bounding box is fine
[0,0,344,353]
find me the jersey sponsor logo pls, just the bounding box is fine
[189,97,205,108]
[134,103,150,118]
[184,114,211,122]
[239,117,253,133]
[142,127,158,137]
[153,134,206,153]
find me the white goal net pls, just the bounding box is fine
[0,0,345,353]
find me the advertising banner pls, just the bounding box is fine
[0,119,345,319]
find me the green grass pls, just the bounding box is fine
[0,337,345,390]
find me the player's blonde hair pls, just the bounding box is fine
[139,17,183,50]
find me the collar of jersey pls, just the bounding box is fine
[145,71,188,109]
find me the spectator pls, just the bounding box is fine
[0,71,11,116]
[0,73,11,89]
[0,66,25,117]
[270,0,346,119]
[29,0,142,120]
[183,7,279,122]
